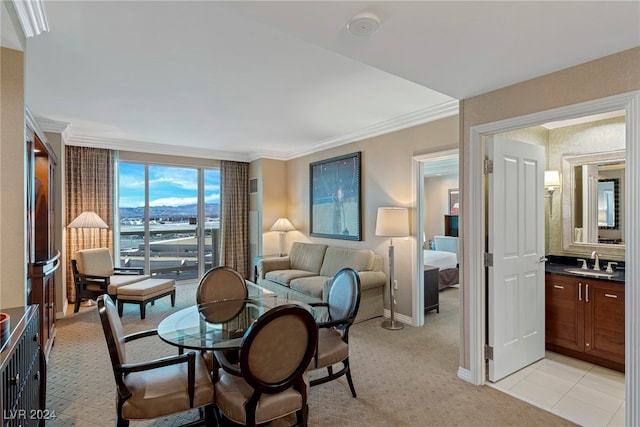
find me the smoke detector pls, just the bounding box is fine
[347,12,380,36]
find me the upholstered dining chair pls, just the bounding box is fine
[213,304,318,427]
[307,267,361,397]
[72,248,147,312]
[97,295,215,427]
[196,266,248,370]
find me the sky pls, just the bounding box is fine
[119,162,220,208]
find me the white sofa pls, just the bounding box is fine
[257,242,386,322]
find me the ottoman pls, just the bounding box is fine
[116,278,176,319]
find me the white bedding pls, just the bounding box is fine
[423,250,458,270]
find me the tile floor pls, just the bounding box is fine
[489,351,625,427]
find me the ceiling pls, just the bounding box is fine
[20,1,640,161]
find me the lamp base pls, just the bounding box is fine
[381,319,404,330]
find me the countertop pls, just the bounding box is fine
[545,255,624,284]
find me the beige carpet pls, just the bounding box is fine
[46,283,575,426]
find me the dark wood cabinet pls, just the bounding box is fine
[424,265,439,314]
[0,306,45,426]
[545,273,624,371]
[26,126,59,360]
[444,215,458,237]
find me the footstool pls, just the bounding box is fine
[116,278,176,319]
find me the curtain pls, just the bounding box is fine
[219,161,249,278]
[65,146,115,302]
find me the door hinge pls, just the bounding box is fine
[484,253,494,267]
[484,159,493,174]
[485,344,494,360]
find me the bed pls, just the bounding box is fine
[424,235,459,290]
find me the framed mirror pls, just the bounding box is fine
[561,150,625,258]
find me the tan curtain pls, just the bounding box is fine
[65,146,115,302]
[219,161,249,278]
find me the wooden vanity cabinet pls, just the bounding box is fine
[545,273,624,371]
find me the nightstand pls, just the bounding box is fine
[424,265,439,314]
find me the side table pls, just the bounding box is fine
[424,265,439,314]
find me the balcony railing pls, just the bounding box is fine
[119,227,220,281]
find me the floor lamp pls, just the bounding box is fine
[270,218,296,257]
[68,211,109,249]
[375,207,409,330]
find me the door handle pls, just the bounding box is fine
[585,284,589,303]
[578,283,582,301]
[539,256,548,263]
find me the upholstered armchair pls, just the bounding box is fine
[97,295,215,426]
[72,248,148,312]
[307,267,361,397]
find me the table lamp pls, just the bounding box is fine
[270,218,296,257]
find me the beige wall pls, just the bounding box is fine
[0,47,27,308]
[285,115,459,315]
[460,47,640,370]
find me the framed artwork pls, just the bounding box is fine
[448,188,460,215]
[310,152,362,240]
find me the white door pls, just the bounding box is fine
[488,136,546,382]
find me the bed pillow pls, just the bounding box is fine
[433,235,458,258]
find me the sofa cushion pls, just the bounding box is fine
[319,247,374,277]
[265,270,317,287]
[289,242,328,274]
[289,276,331,299]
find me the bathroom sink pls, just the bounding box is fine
[563,268,618,279]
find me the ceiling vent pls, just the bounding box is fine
[347,12,380,36]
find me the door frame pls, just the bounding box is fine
[466,91,639,423]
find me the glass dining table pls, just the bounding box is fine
[157,295,313,351]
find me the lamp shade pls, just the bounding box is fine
[270,218,296,232]
[68,211,109,229]
[375,207,409,237]
[545,170,561,187]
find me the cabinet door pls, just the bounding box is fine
[584,280,625,364]
[545,274,584,352]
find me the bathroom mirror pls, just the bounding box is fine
[561,150,625,258]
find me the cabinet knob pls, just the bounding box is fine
[10,373,20,385]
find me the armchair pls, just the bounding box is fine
[308,267,361,397]
[72,248,148,312]
[97,295,215,426]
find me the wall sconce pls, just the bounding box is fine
[545,170,561,217]
[270,218,296,257]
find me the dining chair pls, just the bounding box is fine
[97,295,215,427]
[307,267,361,397]
[213,304,318,427]
[196,266,248,369]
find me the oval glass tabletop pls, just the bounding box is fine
[157,297,309,351]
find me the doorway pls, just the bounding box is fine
[414,149,459,326]
[466,91,639,424]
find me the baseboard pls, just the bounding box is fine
[457,367,473,384]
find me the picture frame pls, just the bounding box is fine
[310,152,362,241]
[448,188,460,215]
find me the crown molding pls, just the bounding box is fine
[282,100,459,160]
[11,0,48,38]
[65,135,252,163]
[34,100,459,163]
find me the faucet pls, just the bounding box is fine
[591,251,600,271]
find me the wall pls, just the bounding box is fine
[424,175,458,242]
[460,47,640,370]
[0,47,27,308]
[285,115,459,316]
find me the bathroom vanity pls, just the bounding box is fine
[545,258,625,372]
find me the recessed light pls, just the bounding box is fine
[347,12,380,36]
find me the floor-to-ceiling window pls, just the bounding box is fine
[117,162,220,281]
